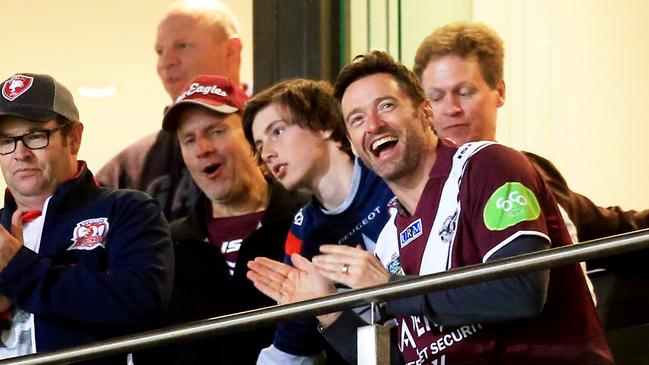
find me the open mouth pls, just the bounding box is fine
[272,164,287,179]
[203,163,221,176]
[370,136,398,157]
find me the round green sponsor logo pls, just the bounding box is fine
[483,182,541,231]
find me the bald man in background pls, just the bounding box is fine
[97,0,244,221]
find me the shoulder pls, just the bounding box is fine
[96,132,163,187]
[266,181,309,221]
[468,143,539,177]
[289,200,321,234]
[459,144,549,210]
[169,217,195,241]
[103,132,160,166]
[521,151,568,186]
[99,186,157,204]
[93,187,164,220]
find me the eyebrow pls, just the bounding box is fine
[254,119,285,151]
[0,127,45,138]
[344,95,396,122]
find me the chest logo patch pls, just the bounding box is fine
[483,182,540,231]
[68,217,110,250]
[293,209,304,226]
[400,218,422,248]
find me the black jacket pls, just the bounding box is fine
[158,181,303,364]
[96,131,199,222]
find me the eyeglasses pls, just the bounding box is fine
[0,126,66,155]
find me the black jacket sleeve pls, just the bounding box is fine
[383,235,549,327]
[320,235,550,364]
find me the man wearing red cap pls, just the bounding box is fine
[156,74,303,364]
[0,73,173,364]
[97,0,245,221]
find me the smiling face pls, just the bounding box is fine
[420,54,505,145]
[340,73,435,182]
[155,12,234,99]
[250,103,330,192]
[177,106,260,205]
[0,117,81,209]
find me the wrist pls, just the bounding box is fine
[317,311,342,330]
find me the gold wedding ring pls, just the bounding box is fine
[341,264,349,274]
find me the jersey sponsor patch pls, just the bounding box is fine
[387,252,404,275]
[400,218,422,248]
[68,217,109,250]
[2,75,33,101]
[483,182,540,231]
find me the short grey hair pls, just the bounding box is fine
[165,0,240,40]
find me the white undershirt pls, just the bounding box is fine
[0,198,50,359]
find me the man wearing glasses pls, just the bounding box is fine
[0,73,173,364]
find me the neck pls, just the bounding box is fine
[14,195,48,212]
[312,148,355,211]
[387,136,439,215]
[210,169,270,218]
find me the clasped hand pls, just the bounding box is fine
[246,244,390,305]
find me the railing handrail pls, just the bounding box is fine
[3,228,649,365]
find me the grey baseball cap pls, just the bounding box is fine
[0,73,80,123]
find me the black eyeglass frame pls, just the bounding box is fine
[0,126,67,155]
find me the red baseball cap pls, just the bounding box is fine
[162,75,248,131]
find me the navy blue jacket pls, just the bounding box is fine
[0,163,174,364]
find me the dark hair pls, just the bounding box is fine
[243,78,351,156]
[413,21,504,89]
[56,115,76,136]
[333,50,427,106]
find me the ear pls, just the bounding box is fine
[420,99,435,128]
[227,37,242,58]
[68,122,84,155]
[319,129,333,140]
[496,79,506,107]
[348,135,359,157]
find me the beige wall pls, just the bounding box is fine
[474,0,649,210]
[0,0,252,198]
[350,0,649,210]
[1,1,647,212]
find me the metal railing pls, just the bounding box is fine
[3,229,649,365]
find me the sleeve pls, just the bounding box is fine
[272,206,332,357]
[257,344,321,365]
[464,146,555,260]
[383,235,550,327]
[95,133,158,189]
[0,194,174,331]
[319,310,404,365]
[272,317,328,357]
[95,155,123,188]
[524,151,649,241]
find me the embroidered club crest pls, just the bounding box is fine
[69,218,110,250]
[439,209,459,245]
[2,75,34,101]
